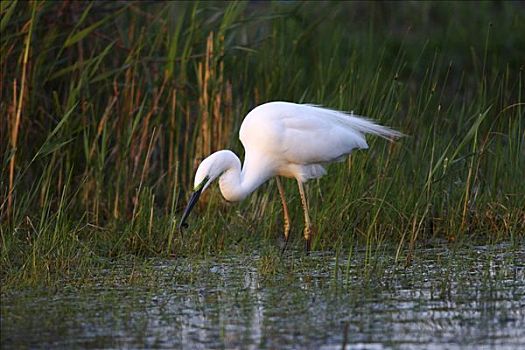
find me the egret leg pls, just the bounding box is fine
[276,177,291,243]
[297,180,312,252]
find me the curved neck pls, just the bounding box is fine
[218,151,271,202]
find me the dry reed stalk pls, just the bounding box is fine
[167,89,177,211]
[118,66,137,217]
[213,93,222,148]
[5,79,18,221]
[113,187,120,219]
[254,87,261,106]
[8,15,33,221]
[196,32,215,161]
[223,81,233,142]
[88,95,118,160]
[131,127,158,223]
[183,102,191,190]
[124,66,135,121]
[212,35,225,150]
[148,193,155,241]
[133,76,168,177]
[195,32,233,166]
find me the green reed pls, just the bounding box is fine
[1,1,523,287]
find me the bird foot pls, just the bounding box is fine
[304,229,312,253]
[303,225,316,253]
[280,224,290,254]
[305,238,311,253]
[280,237,289,255]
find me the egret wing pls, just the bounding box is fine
[276,109,368,164]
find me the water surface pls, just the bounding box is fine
[2,243,524,349]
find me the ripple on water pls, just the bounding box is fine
[1,243,524,349]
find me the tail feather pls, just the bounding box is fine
[304,104,405,141]
[344,115,405,140]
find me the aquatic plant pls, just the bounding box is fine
[1,1,523,286]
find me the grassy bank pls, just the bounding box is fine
[1,1,524,287]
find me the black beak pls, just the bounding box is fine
[179,188,202,231]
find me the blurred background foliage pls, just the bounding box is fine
[1,1,524,284]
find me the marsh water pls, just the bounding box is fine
[2,243,524,349]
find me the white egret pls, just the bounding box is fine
[179,101,403,250]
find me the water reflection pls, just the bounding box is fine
[2,243,524,349]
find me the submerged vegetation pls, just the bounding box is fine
[1,1,524,287]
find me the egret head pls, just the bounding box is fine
[193,152,225,192]
[178,151,236,231]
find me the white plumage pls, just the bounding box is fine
[180,101,403,250]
